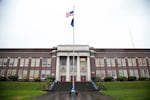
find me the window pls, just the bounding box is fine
[129,69,134,76]
[29,70,34,79]
[9,58,18,67]
[80,57,87,72]
[0,58,8,67]
[140,69,149,78]
[138,58,147,67]
[118,70,124,76]
[34,70,39,78]
[20,58,29,67]
[128,58,132,66]
[100,70,105,79]
[41,70,51,79]
[31,59,35,67]
[117,58,122,67]
[107,70,112,76]
[23,70,28,79]
[112,70,117,78]
[148,58,150,66]
[96,70,100,77]
[14,58,18,66]
[18,70,23,79]
[111,58,116,67]
[100,58,105,67]
[24,58,29,66]
[12,70,16,75]
[129,69,138,77]
[20,58,24,67]
[35,59,40,67]
[106,58,115,67]
[122,58,126,66]
[0,58,3,66]
[0,69,5,76]
[70,56,77,66]
[47,59,51,67]
[31,58,40,67]
[134,69,139,78]
[142,58,147,66]
[9,58,14,67]
[29,70,40,79]
[95,58,100,67]
[132,58,137,66]
[106,58,111,67]
[42,58,51,67]
[7,69,11,76]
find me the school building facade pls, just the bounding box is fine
[0,45,150,82]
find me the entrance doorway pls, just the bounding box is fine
[81,76,86,82]
[61,76,66,82]
[71,76,76,82]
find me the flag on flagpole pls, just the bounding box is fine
[66,11,74,18]
[71,18,74,27]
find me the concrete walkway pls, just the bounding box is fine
[32,91,116,100]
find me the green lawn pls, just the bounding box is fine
[0,82,47,100]
[100,81,150,100]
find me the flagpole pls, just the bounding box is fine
[129,27,135,48]
[72,5,75,92]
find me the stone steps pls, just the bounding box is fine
[53,82,94,92]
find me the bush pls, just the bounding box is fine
[0,76,7,81]
[104,77,113,82]
[42,79,51,91]
[94,77,102,82]
[45,76,55,82]
[117,76,127,81]
[139,77,148,81]
[96,82,107,90]
[23,78,29,82]
[128,76,136,81]
[8,75,18,81]
[34,78,41,82]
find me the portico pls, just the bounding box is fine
[55,45,91,82]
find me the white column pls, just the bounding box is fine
[87,56,91,81]
[56,56,60,81]
[66,56,70,81]
[77,56,80,81]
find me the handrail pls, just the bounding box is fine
[90,80,98,91]
[48,80,56,91]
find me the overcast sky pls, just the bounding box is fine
[0,0,150,48]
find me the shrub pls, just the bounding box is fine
[0,76,7,81]
[139,77,148,81]
[94,77,102,82]
[96,82,107,90]
[128,76,136,81]
[117,76,127,81]
[42,79,51,91]
[34,78,41,82]
[8,75,18,81]
[104,77,113,82]
[45,76,55,82]
[23,78,29,82]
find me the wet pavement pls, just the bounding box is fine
[32,91,116,100]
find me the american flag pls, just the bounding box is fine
[66,11,74,18]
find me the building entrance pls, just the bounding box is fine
[70,76,76,82]
[61,76,66,82]
[81,76,86,82]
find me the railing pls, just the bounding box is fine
[48,80,57,91]
[90,80,98,91]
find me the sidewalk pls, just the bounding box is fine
[32,91,116,100]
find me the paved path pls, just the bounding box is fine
[32,91,116,100]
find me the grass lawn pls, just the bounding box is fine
[0,82,47,100]
[100,81,150,100]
